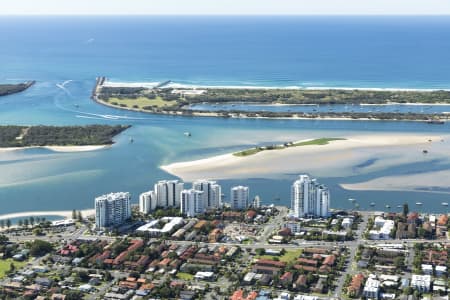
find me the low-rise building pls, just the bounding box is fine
[363,276,380,299]
[411,274,431,292]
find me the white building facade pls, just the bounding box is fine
[139,190,157,214]
[180,189,204,217]
[95,192,131,229]
[291,175,330,218]
[192,180,221,209]
[154,180,184,208]
[231,186,249,210]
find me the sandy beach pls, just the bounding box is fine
[102,80,450,92]
[161,134,449,181]
[0,209,95,221]
[0,145,109,153]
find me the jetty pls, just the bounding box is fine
[154,80,172,89]
[91,76,107,100]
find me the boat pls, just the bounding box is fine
[416,202,423,206]
[385,205,390,209]
[370,202,375,206]
[427,120,445,124]
[397,205,402,208]
[129,137,134,143]
[348,198,356,202]
[184,132,191,137]
[423,150,428,154]
[442,202,449,206]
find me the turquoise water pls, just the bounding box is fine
[1,16,450,214]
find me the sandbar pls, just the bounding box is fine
[0,145,109,153]
[161,134,448,181]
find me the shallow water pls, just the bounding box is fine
[1,16,450,214]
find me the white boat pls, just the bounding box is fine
[442,202,449,206]
[184,132,191,137]
[370,202,375,206]
[416,202,423,206]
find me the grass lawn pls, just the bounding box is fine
[233,147,263,157]
[0,258,27,279]
[292,138,345,147]
[106,96,177,109]
[258,249,303,263]
[176,272,194,281]
[233,138,345,157]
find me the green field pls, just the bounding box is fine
[233,138,345,157]
[176,272,194,280]
[0,259,27,278]
[106,96,177,109]
[258,249,303,263]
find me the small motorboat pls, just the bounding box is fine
[184,132,191,137]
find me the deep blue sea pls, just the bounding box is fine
[1,16,450,217]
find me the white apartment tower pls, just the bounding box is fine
[95,192,131,229]
[154,180,184,208]
[291,175,330,218]
[192,180,222,209]
[139,190,157,214]
[231,186,249,210]
[180,189,204,217]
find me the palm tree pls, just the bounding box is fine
[6,219,11,229]
[18,220,23,227]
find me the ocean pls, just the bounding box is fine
[1,16,450,217]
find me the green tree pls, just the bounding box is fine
[72,209,77,220]
[18,219,23,227]
[0,220,4,229]
[65,290,84,300]
[33,228,44,236]
[0,235,9,244]
[29,216,35,226]
[29,240,53,257]
[403,203,409,218]
[77,211,83,222]
[24,219,29,227]
[6,219,11,229]
[9,262,15,273]
[394,256,404,269]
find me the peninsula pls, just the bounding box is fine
[0,125,130,151]
[92,77,450,122]
[0,81,35,97]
